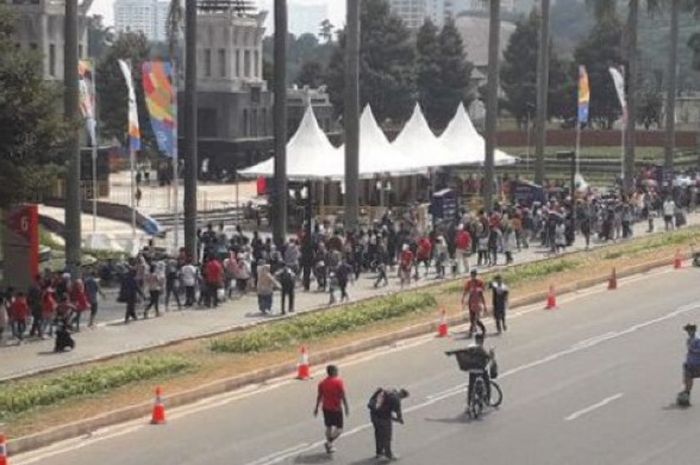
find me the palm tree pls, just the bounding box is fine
[167,0,184,61]
[534,0,551,186]
[484,0,501,210]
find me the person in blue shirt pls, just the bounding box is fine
[681,324,700,403]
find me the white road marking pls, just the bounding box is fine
[11,268,693,465]
[242,443,311,465]
[564,393,624,421]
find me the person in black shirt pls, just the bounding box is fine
[490,274,509,334]
[367,387,409,460]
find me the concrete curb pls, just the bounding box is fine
[7,251,690,456]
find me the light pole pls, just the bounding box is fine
[184,0,198,260]
[483,0,501,210]
[344,0,360,232]
[534,0,550,186]
[272,0,288,247]
[64,0,81,275]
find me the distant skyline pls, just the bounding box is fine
[89,0,347,34]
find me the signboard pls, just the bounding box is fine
[512,181,547,207]
[431,189,458,223]
[1,205,39,289]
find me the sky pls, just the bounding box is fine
[90,0,347,31]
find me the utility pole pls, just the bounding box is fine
[64,0,81,275]
[272,0,288,247]
[624,0,639,193]
[483,0,500,210]
[344,0,360,232]
[184,0,198,259]
[534,0,550,186]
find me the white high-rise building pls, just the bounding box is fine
[445,0,518,16]
[388,0,446,29]
[114,0,169,42]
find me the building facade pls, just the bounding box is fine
[114,0,169,42]
[4,0,89,80]
[388,0,446,29]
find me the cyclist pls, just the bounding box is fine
[459,333,496,406]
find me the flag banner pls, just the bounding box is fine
[78,60,97,146]
[142,61,177,158]
[118,59,141,152]
[608,66,627,123]
[577,65,590,124]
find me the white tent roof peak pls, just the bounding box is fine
[392,103,455,169]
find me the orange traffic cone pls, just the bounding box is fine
[437,310,449,337]
[545,285,558,310]
[151,387,166,425]
[674,250,683,269]
[297,346,311,380]
[608,267,618,290]
[0,434,7,465]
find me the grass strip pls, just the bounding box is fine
[0,356,194,421]
[210,293,437,354]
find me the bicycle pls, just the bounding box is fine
[467,373,503,419]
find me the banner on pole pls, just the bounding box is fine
[577,65,590,125]
[78,60,97,146]
[142,61,178,159]
[118,59,142,152]
[608,66,627,123]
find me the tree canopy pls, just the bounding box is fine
[0,5,70,207]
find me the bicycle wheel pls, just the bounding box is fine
[489,381,503,407]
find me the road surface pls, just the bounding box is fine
[3,212,698,381]
[13,266,700,465]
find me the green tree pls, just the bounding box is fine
[326,0,416,124]
[415,20,442,124]
[0,5,70,207]
[637,81,663,129]
[96,32,155,152]
[433,18,473,129]
[573,17,624,129]
[319,19,334,43]
[296,60,324,87]
[87,15,114,61]
[501,11,574,128]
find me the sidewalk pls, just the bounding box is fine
[2,214,698,381]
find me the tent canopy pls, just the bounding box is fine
[391,103,453,170]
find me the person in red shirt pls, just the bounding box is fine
[9,291,29,344]
[205,256,224,308]
[399,244,414,289]
[314,364,349,455]
[70,279,90,332]
[462,269,487,337]
[415,236,432,280]
[455,224,472,274]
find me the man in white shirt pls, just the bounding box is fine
[663,197,676,231]
[180,260,198,307]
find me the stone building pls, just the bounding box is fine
[3,0,89,81]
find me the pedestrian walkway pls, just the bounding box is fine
[2,214,698,381]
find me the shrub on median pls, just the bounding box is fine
[0,356,193,420]
[210,293,438,354]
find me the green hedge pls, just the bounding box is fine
[210,293,438,354]
[0,356,193,420]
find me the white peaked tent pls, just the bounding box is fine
[391,103,454,170]
[355,105,419,177]
[440,103,517,166]
[240,105,343,179]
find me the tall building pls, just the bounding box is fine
[388,0,446,29]
[114,0,169,42]
[4,0,89,81]
[445,0,518,16]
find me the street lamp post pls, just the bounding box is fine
[184,0,198,260]
[344,0,360,232]
[272,0,288,247]
[483,0,501,211]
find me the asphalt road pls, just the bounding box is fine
[14,266,700,465]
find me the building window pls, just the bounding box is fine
[204,49,212,77]
[244,50,251,78]
[235,49,241,77]
[242,109,249,137]
[49,43,56,77]
[218,49,226,77]
[254,51,259,78]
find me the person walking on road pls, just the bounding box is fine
[9,291,29,344]
[120,269,145,324]
[679,324,700,406]
[368,387,409,461]
[27,275,43,338]
[663,197,676,231]
[314,365,349,455]
[276,265,296,314]
[490,274,509,334]
[462,269,487,337]
[143,264,164,318]
[256,264,279,315]
[85,270,105,328]
[181,259,197,307]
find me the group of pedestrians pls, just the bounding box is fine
[0,270,103,350]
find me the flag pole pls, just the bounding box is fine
[173,62,180,253]
[91,65,98,235]
[130,146,136,241]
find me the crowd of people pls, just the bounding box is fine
[0,174,694,349]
